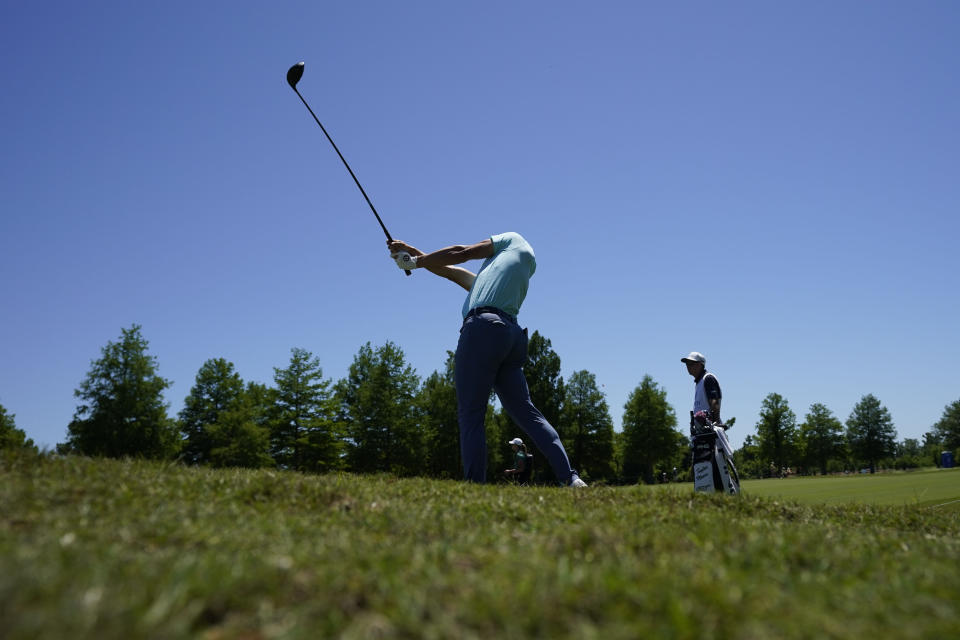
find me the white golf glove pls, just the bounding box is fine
[391,251,419,270]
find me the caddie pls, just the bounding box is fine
[682,351,739,494]
[681,351,722,428]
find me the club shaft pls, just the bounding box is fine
[293,88,393,242]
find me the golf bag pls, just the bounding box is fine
[690,414,740,495]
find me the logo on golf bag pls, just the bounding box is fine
[693,461,714,492]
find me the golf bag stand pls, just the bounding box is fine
[691,415,740,495]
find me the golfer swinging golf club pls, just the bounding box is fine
[388,233,586,487]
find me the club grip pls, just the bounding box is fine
[405,270,412,276]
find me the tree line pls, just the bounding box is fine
[734,392,955,479]
[3,324,959,483]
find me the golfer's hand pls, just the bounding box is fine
[391,251,419,270]
[387,240,420,255]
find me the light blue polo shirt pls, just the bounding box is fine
[461,232,537,319]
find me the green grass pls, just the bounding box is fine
[740,468,960,509]
[2,453,958,639]
[653,467,960,510]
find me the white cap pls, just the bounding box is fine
[681,352,706,364]
[508,437,524,446]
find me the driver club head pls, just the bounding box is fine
[286,62,305,89]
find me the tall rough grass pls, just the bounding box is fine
[2,452,957,639]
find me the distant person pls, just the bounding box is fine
[504,437,533,484]
[388,232,586,487]
[682,351,740,494]
[681,351,722,428]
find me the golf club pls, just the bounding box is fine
[286,61,410,275]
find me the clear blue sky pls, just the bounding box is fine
[2,1,958,453]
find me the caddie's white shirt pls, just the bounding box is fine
[693,372,732,457]
[693,372,718,414]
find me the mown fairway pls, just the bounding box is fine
[652,467,960,510]
[2,453,958,639]
[740,468,960,509]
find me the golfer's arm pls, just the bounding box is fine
[417,240,494,269]
[409,239,492,291]
[427,265,475,292]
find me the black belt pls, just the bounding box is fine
[464,306,516,324]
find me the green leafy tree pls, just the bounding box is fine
[416,351,461,479]
[271,348,339,472]
[611,430,625,480]
[337,342,422,476]
[179,358,246,465]
[846,394,896,474]
[64,325,178,459]
[208,383,274,469]
[932,399,960,453]
[524,331,564,433]
[666,430,692,482]
[799,403,844,475]
[244,381,275,434]
[733,435,764,480]
[560,370,615,482]
[755,393,798,475]
[621,375,679,484]
[892,438,924,470]
[897,438,920,458]
[0,403,38,453]
[921,430,946,466]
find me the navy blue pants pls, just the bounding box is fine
[455,309,576,484]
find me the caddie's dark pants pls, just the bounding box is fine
[455,307,576,484]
